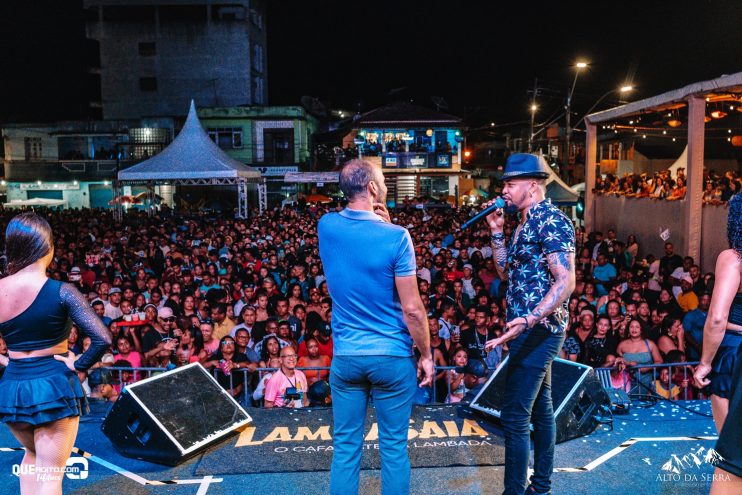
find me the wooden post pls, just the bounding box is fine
[685,96,705,263]
[584,122,598,232]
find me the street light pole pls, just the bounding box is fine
[528,78,538,152]
[572,85,634,131]
[565,62,587,170]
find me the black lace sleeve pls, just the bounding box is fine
[60,283,113,372]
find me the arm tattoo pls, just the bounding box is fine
[494,244,508,268]
[491,241,508,277]
[528,251,575,324]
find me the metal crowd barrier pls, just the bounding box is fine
[595,361,700,401]
[100,365,458,406]
[102,361,702,405]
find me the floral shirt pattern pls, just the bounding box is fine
[506,199,575,334]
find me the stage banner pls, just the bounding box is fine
[195,404,504,474]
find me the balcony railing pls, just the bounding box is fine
[4,160,119,182]
[380,151,455,169]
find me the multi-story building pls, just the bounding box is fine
[1,119,174,208]
[350,102,468,206]
[198,106,319,205]
[84,0,267,119]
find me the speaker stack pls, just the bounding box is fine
[470,357,610,443]
[101,363,252,465]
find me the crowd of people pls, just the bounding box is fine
[594,168,741,204]
[0,199,716,407]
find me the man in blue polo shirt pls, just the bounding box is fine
[319,159,434,495]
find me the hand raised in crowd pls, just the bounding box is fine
[373,202,391,223]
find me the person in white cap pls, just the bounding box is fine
[677,275,699,313]
[104,287,123,320]
[461,263,477,299]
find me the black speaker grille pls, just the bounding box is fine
[472,358,588,416]
[130,365,250,451]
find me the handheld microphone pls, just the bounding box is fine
[460,197,506,231]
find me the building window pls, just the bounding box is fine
[139,77,157,92]
[24,137,42,161]
[253,44,263,72]
[420,177,450,200]
[263,129,293,163]
[252,76,264,104]
[214,6,245,21]
[138,42,156,56]
[207,128,243,149]
[249,9,263,28]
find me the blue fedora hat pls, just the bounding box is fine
[501,153,551,180]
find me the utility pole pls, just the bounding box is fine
[565,91,572,167]
[565,62,587,175]
[528,78,538,152]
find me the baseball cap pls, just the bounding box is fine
[463,263,473,270]
[69,266,81,274]
[108,287,122,295]
[158,307,174,319]
[681,275,694,284]
[579,308,596,318]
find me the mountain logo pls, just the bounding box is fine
[660,447,724,474]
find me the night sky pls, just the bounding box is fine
[1,0,741,124]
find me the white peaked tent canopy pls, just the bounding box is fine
[534,154,580,205]
[115,100,264,219]
[668,145,688,178]
[545,167,580,205]
[118,101,261,181]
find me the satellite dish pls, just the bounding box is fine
[301,96,328,117]
[431,96,449,111]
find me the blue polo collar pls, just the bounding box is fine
[339,207,384,222]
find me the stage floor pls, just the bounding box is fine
[0,399,719,495]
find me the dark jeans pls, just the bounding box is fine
[501,326,565,495]
[329,355,418,495]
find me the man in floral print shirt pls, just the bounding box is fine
[483,154,576,495]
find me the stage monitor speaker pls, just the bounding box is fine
[101,363,252,465]
[470,357,610,443]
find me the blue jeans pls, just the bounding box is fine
[330,355,417,495]
[501,326,565,495]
